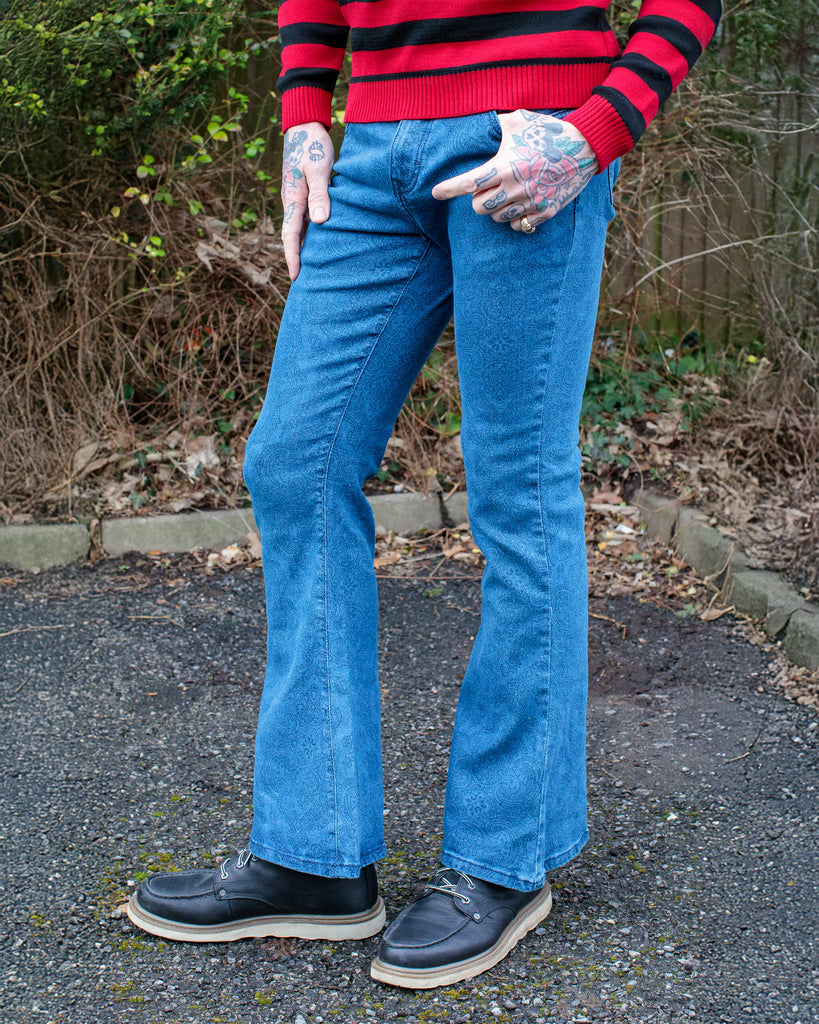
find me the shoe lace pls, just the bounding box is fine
[422,868,476,905]
[219,848,253,880]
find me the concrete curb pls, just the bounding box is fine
[101,508,260,556]
[0,492,470,569]
[633,488,819,673]
[3,486,817,673]
[0,523,90,571]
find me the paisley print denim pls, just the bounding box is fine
[243,112,620,890]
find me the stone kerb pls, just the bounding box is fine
[0,523,90,571]
[100,508,260,556]
[0,494,459,571]
[3,486,817,673]
[633,488,819,672]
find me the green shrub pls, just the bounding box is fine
[0,0,246,182]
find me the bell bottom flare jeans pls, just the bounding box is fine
[242,110,619,891]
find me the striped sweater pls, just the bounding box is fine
[276,0,722,170]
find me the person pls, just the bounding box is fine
[128,0,721,989]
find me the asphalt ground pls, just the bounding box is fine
[1,556,817,1024]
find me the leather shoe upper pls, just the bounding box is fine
[136,849,378,926]
[376,868,542,969]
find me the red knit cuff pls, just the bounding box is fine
[562,94,636,172]
[281,87,334,135]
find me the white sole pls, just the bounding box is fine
[370,883,552,989]
[126,894,386,943]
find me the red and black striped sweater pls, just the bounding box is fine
[277,0,721,171]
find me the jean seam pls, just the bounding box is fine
[533,199,579,878]
[390,121,433,230]
[487,109,503,141]
[249,836,387,875]
[488,107,573,140]
[442,850,541,887]
[442,828,587,887]
[605,157,619,220]
[319,236,437,866]
[442,831,589,888]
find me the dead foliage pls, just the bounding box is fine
[1,49,816,544]
[602,77,818,398]
[0,170,288,510]
[648,412,819,599]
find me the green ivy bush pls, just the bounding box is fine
[0,1,287,506]
[0,0,246,182]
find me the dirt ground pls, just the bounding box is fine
[1,541,817,1024]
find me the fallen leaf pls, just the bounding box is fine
[184,435,220,481]
[589,488,622,504]
[71,440,101,476]
[700,605,734,621]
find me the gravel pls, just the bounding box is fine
[0,555,816,1024]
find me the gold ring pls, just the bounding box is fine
[520,216,536,233]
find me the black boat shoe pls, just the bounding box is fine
[370,867,551,988]
[127,849,385,943]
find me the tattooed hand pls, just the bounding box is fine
[281,121,334,279]
[431,110,598,231]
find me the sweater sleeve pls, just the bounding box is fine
[563,0,722,171]
[277,0,349,133]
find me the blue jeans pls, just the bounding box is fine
[243,111,619,891]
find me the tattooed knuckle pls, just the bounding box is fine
[474,165,500,189]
